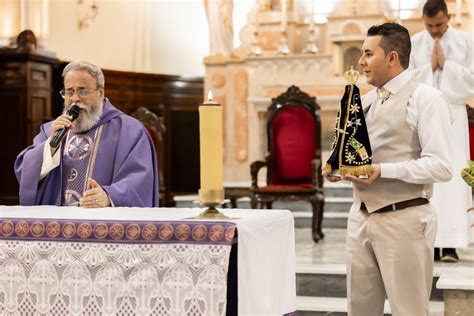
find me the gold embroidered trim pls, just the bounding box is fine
[339,165,372,177]
[338,84,354,169]
[323,163,332,174]
[83,126,103,193]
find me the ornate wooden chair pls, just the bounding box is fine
[467,105,474,160]
[131,107,166,206]
[250,85,325,242]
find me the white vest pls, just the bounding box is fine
[353,79,432,213]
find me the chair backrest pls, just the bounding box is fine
[130,107,166,204]
[266,85,321,185]
[467,105,474,160]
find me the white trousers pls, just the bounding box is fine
[346,203,437,316]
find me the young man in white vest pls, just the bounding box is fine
[323,23,453,315]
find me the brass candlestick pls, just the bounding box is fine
[196,189,229,219]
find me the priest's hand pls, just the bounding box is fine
[49,114,73,154]
[80,178,111,208]
[50,114,73,138]
[343,164,381,186]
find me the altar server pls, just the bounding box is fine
[410,0,474,262]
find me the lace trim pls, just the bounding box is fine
[0,240,232,314]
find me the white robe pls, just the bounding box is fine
[410,26,474,248]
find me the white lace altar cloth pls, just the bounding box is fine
[0,206,296,315]
[0,218,235,315]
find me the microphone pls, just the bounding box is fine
[49,104,81,148]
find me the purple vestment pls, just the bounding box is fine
[15,99,159,207]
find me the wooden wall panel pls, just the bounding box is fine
[0,50,57,205]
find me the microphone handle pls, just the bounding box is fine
[49,104,80,148]
[49,127,68,148]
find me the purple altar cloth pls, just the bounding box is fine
[0,218,236,244]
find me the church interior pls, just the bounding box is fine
[0,0,474,315]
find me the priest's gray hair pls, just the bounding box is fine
[62,61,105,88]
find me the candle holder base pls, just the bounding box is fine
[191,199,234,219]
[192,189,233,219]
[196,204,230,219]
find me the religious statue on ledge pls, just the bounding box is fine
[204,0,233,56]
[324,66,372,177]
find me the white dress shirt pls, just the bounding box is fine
[362,70,453,184]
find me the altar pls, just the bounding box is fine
[0,206,296,315]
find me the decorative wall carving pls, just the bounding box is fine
[233,71,248,162]
[211,73,226,88]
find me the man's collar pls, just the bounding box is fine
[379,70,411,96]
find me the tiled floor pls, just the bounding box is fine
[295,227,474,270]
[295,228,473,315]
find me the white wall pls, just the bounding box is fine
[48,0,211,76]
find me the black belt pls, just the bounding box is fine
[360,197,429,213]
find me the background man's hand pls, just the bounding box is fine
[343,164,381,186]
[80,178,111,208]
[431,39,439,71]
[435,40,445,69]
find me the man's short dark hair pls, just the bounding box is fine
[423,0,448,17]
[367,23,411,69]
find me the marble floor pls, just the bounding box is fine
[295,228,474,315]
[295,227,474,271]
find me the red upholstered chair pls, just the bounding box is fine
[250,85,324,242]
[131,107,166,206]
[467,105,474,160]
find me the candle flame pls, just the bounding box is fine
[207,90,213,101]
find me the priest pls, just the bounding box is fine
[15,61,159,208]
[409,0,474,262]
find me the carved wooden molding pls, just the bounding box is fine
[271,85,320,111]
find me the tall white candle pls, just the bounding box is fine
[199,90,223,192]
